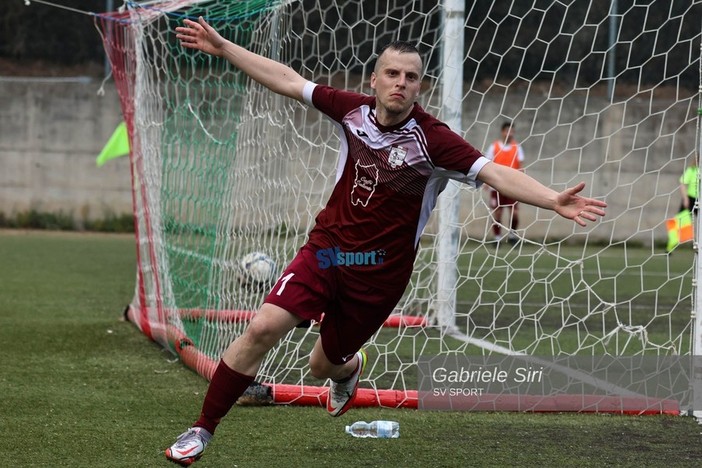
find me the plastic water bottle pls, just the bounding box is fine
[345,420,400,438]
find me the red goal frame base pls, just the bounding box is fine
[125,305,681,415]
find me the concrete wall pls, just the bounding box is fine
[0,77,698,244]
[0,77,132,222]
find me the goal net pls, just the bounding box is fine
[98,1,701,412]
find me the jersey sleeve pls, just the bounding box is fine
[425,121,490,187]
[302,82,373,123]
[681,168,690,185]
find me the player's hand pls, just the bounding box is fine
[554,182,607,226]
[176,16,226,57]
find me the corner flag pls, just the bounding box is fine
[666,209,694,253]
[96,121,130,167]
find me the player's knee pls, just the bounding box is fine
[308,353,336,379]
[242,319,281,351]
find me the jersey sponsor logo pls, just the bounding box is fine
[316,246,386,269]
[351,161,378,207]
[388,145,407,168]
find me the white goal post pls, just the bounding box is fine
[98,0,702,413]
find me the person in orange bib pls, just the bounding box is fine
[485,121,525,244]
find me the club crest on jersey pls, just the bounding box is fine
[388,145,407,168]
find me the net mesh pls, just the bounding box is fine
[99,0,701,406]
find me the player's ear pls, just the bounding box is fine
[370,72,377,90]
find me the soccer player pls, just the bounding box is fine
[484,121,525,244]
[166,17,607,466]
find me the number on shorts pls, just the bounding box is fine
[276,272,295,296]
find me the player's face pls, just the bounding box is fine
[502,126,515,143]
[370,50,423,124]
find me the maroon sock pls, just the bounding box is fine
[193,360,255,435]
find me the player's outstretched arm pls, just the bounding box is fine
[175,16,307,102]
[478,162,607,226]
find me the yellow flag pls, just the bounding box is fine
[96,122,130,167]
[666,209,693,253]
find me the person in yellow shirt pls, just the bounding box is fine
[485,121,525,244]
[666,160,698,253]
[679,160,698,216]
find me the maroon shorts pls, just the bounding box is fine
[490,190,518,208]
[264,245,406,365]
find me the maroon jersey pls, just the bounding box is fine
[302,82,489,287]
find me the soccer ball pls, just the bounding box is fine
[238,252,276,290]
